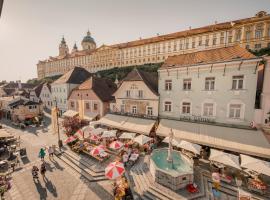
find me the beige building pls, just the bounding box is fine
[37,11,270,79]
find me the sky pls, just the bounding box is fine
[0,0,269,82]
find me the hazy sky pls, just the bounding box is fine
[0,0,269,82]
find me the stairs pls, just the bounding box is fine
[55,148,107,182]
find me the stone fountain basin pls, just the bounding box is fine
[149,148,194,190]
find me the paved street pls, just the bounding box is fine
[1,113,113,200]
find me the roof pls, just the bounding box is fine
[40,11,269,63]
[32,82,45,97]
[122,68,158,96]
[53,66,91,84]
[74,76,117,102]
[8,98,40,108]
[161,45,257,69]
[2,82,35,90]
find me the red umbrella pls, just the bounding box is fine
[90,134,100,141]
[109,141,124,150]
[65,135,77,144]
[90,146,105,156]
[105,161,125,179]
[75,129,84,139]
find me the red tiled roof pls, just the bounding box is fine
[161,45,257,69]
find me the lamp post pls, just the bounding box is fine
[54,97,62,149]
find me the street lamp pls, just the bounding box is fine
[54,97,63,149]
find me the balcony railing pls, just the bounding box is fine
[109,110,158,120]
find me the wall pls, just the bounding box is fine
[158,60,260,126]
[40,85,53,110]
[12,104,42,121]
[113,80,159,117]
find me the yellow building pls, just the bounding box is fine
[37,11,270,79]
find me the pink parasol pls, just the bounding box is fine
[90,134,100,141]
[109,141,124,150]
[75,129,84,139]
[105,161,125,179]
[90,146,105,156]
[65,135,77,144]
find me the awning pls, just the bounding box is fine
[119,132,137,140]
[133,135,153,145]
[209,149,241,169]
[63,110,78,118]
[83,113,99,121]
[177,140,202,155]
[97,114,156,135]
[156,119,270,159]
[240,154,270,176]
[162,136,179,146]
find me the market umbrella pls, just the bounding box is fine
[82,126,94,137]
[162,136,179,146]
[90,146,105,156]
[133,135,152,146]
[65,135,77,144]
[109,141,124,150]
[101,130,117,138]
[240,154,270,176]
[209,149,241,170]
[90,134,100,141]
[119,132,136,140]
[75,129,84,139]
[177,140,202,155]
[105,161,125,179]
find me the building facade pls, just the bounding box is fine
[51,67,91,115]
[110,68,159,118]
[37,11,270,79]
[39,82,53,110]
[158,45,261,127]
[68,76,117,120]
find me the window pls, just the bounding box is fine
[93,103,98,111]
[182,102,191,114]
[255,43,261,49]
[220,32,225,44]
[205,36,209,46]
[246,29,251,41]
[131,105,137,114]
[255,27,263,39]
[138,90,143,98]
[183,78,191,90]
[198,37,202,46]
[70,101,75,108]
[205,77,215,90]
[235,29,241,41]
[203,103,214,116]
[232,75,244,90]
[229,104,241,119]
[165,80,172,91]
[228,31,233,43]
[126,90,131,97]
[147,107,153,116]
[120,104,125,113]
[85,102,90,110]
[164,101,172,112]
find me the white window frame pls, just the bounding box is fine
[227,100,245,120]
[229,104,242,119]
[120,104,125,113]
[131,105,137,114]
[146,106,153,116]
[205,77,215,90]
[181,101,191,115]
[203,103,214,117]
[165,80,172,91]
[232,75,244,90]
[183,78,192,90]
[164,101,172,112]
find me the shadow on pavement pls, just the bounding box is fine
[34,179,48,200]
[21,156,30,165]
[51,159,64,171]
[44,178,58,198]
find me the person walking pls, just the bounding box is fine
[48,146,54,161]
[40,162,46,180]
[32,166,39,181]
[39,148,46,161]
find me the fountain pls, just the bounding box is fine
[149,129,194,190]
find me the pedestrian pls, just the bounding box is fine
[48,146,54,160]
[32,166,39,181]
[39,148,46,161]
[40,162,46,180]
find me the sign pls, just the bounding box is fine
[179,115,215,123]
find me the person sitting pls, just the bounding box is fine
[32,166,39,180]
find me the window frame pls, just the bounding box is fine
[165,80,172,91]
[183,78,192,90]
[205,77,215,90]
[181,101,191,115]
[232,75,244,90]
[164,101,172,112]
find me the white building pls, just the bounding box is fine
[51,66,91,115]
[29,83,44,103]
[39,82,53,110]
[156,45,270,159]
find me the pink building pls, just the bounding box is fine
[68,76,117,120]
